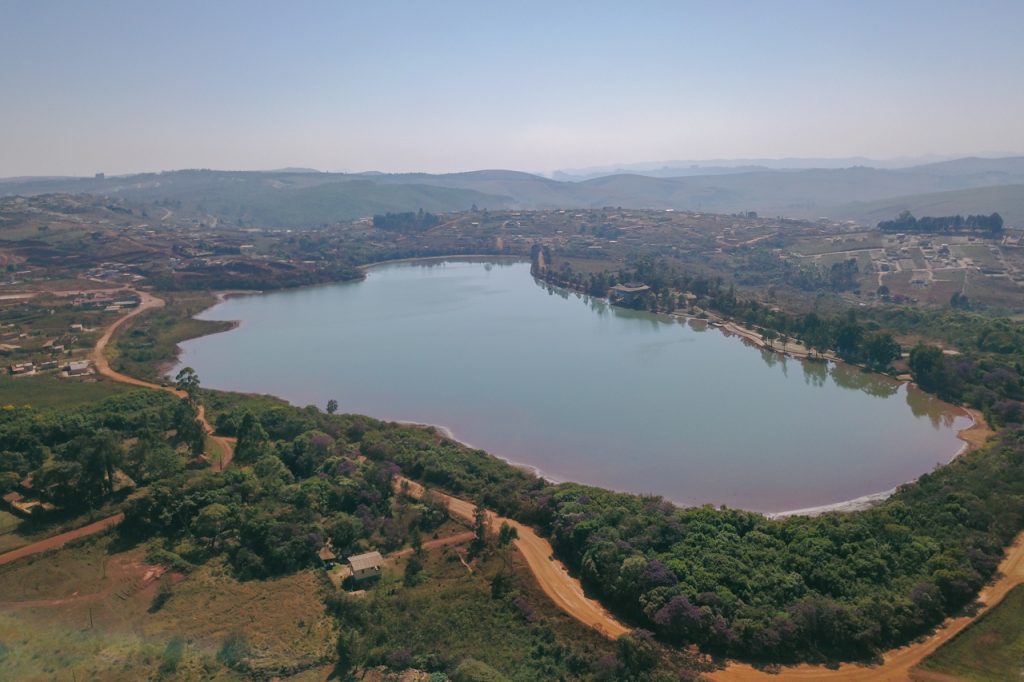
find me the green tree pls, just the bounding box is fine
[863,333,900,371]
[908,344,953,398]
[173,400,205,456]
[174,366,201,405]
[498,521,518,547]
[403,554,424,586]
[617,629,658,677]
[66,429,123,503]
[471,505,490,555]
[326,399,338,415]
[234,411,271,463]
[326,512,363,552]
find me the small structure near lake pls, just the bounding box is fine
[317,544,337,568]
[609,282,650,305]
[347,550,383,583]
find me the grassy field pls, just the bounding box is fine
[0,510,19,534]
[0,373,133,409]
[0,537,337,680]
[109,291,233,382]
[917,584,1024,681]
[0,511,22,553]
[0,536,114,600]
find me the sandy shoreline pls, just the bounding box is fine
[399,412,987,520]
[395,420,562,484]
[214,289,263,302]
[771,405,989,518]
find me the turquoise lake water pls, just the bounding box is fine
[176,258,970,513]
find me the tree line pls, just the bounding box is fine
[532,250,900,371]
[878,210,1004,235]
[0,391,200,512]
[372,210,442,233]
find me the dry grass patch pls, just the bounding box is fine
[0,542,336,680]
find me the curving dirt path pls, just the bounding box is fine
[397,476,630,639]
[387,531,475,560]
[707,530,1024,681]
[0,292,236,568]
[90,291,234,469]
[0,513,125,566]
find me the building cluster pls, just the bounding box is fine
[7,358,91,377]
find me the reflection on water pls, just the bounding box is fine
[906,384,962,429]
[180,259,971,513]
[802,357,828,388]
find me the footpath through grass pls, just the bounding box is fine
[918,584,1024,681]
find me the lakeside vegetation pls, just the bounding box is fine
[533,250,1024,427]
[0,320,1018,678]
[78,380,1014,670]
[111,389,696,680]
[110,292,235,382]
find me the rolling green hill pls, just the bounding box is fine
[828,184,1024,226]
[2,158,1022,227]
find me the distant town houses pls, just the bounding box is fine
[8,361,35,376]
[72,291,140,312]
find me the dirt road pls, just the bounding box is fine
[90,292,234,469]
[707,530,1024,681]
[0,513,125,567]
[397,476,629,639]
[387,531,476,560]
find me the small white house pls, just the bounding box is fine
[67,360,91,376]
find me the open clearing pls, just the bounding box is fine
[0,537,336,680]
[915,583,1024,681]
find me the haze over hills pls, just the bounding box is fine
[2,156,1022,228]
[549,154,986,181]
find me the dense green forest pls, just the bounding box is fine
[119,393,679,680]
[140,388,1020,665]
[538,427,1022,661]
[2,372,1022,672]
[0,390,199,510]
[338,408,1024,662]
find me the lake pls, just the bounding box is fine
[176,258,971,513]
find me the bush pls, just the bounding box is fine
[452,658,510,682]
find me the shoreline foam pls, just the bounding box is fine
[771,406,984,518]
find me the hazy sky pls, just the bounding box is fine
[2,1,1022,176]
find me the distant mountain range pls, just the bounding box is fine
[549,155,978,181]
[2,156,1022,228]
